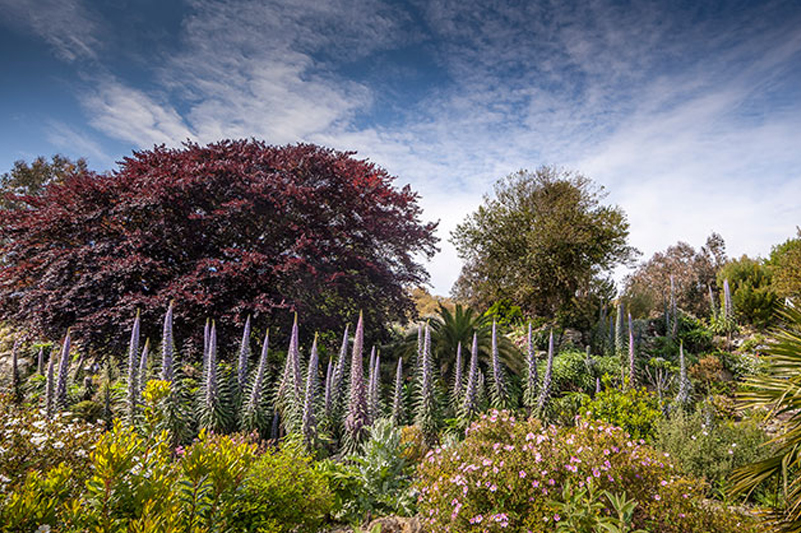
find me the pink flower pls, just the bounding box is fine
[519,470,526,478]
[554,514,561,522]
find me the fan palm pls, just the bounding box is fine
[401,304,522,383]
[729,305,801,531]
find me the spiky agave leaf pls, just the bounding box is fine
[535,330,555,416]
[414,322,439,446]
[241,328,271,435]
[460,332,480,422]
[344,312,370,451]
[237,316,252,393]
[489,320,509,409]
[302,334,320,448]
[391,357,405,426]
[523,322,538,411]
[628,313,636,388]
[161,301,175,383]
[126,311,141,422]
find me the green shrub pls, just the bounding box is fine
[581,380,662,440]
[654,409,769,495]
[322,419,415,523]
[546,351,620,394]
[229,443,332,532]
[415,410,758,533]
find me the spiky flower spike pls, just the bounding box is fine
[55,330,71,411]
[276,314,303,432]
[670,275,678,337]
[198,320,229,432]
[289,314,303,405]
[523,322,538,411]
[344,312,370,450]
[237,316,252,393]
[535,330,555,416]
[627,313,636,388]
[723,278,733,319]
[451,341,464,409]
[323,354,334,420]
[203,318,210,373]
[138,339,150,399]
[45,345,56,417]
[615,302,625,361]
[461,332,480,421]
[489,320,509,409]
[10,337,21,403]
[367,347,377,422]
[368,350,381,423]
[675,340,692,407]
[161,301,175,383]
[391,357,405,426]
[37,346,44,375]
[126,311,141,422]
[415,322,439,445]
[302,334,320,448]
[241,328,270,433]
[330,324,349,416]
[416,323,424,378]
[205,322,219,408]
[708,285,718,319]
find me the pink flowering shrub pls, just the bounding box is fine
[416,409,759,533]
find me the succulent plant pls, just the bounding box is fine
[675,340,692,407]
[126,311,141,421]
[138,339,150,399]
[323,354,334,420]
[450,341,463,410]
[330,324,350,421]
[241,328,271,434]
[414,322,439,445]
[302,334,320,448]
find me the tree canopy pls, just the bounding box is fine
[0,155,88,210]
[450,166,636,323]
[0,140,438,354]
[768,229,801,303]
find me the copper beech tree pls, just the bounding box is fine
[0,140,438,354]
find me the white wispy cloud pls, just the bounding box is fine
[27,0,801,295]
[45,121,112,167]
[0,0,102,61]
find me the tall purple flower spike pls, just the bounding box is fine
[391,357,404,425]
[45,342,56,417]
[489,320,508,408]
[126,312,141,419]
[535,330,554,413]
[345,312,369,444]
[161,301,175,383]
[323,354,334,419]
[330,324,349,413]
[138,339,150,398]
[55,329,72,410]
[452,341,463,403]
[245,328,270,415]
[302,334,320,447]
[205,321,219,410]
[461,332,480,420]
[524,322,538,409]
[628,313,636,387]
[237,315,252,392]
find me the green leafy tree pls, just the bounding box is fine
[717,255,779,329]
[451,166,636,325]
[0,155,87,210]
[768,230,801,303]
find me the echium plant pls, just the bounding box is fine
[627,313,636,388]
[368,347,377,423]
[708,285,718,320]
[330,324,350,423]
[161,301,175,383]
[669,275,678,338]
[415,322,439,445]
[344,312,370,452]
[323,354,334,420]
[126,311,141,423]
[138,339,150,399]
[241,328,271,435]
[302,334,320,449]
[450,341,463,411]
[723,278,734,320]
[523,322,538,412]
[9,337,21,403]
[489,320,509,409]
[237,315,252,394]
[54,329,72,411]
[197,321,229,432]
[460,332,481,422]
[276,314,303,433]
[45,341,57,417]
[615,303,625,361]
[369,351,381,422]
[535,330,555,417]
[674,340,692,408]
[391,357,405,426]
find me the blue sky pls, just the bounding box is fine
[2,0,800,295]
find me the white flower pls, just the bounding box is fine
[52,441,65,449]
[37,525,52,533]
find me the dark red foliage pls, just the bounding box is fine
[0,140,438,356]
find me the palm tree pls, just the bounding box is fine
[729,305,801,531]
[401,304,522,385]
